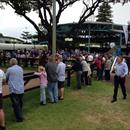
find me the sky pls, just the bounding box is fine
[0,2,130,39]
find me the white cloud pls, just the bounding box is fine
[59,1,83,23]
[0,5,38,38]
[112,3,130,25]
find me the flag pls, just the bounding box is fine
[123,25,128,44]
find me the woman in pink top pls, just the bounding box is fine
[34,66,48,105]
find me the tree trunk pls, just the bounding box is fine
[47,31,52,51]
[37,31,46,44]
[37,27,53,51]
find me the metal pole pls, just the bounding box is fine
[120,33,122,48]
[52,0,56,61]
[88,24,91,53]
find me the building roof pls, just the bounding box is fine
[0,33,24,43]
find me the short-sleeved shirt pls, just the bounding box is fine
[115,62,128,76]
[0,69,6,94]
[6,65,24,94]
[57,62,66,82]
[0,69,5,109]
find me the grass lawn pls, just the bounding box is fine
[4,79,130,130]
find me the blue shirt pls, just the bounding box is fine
[6,65,24,94]
[115,62,128,76]
[57,62,66,81]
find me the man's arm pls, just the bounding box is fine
[121,63,128,78]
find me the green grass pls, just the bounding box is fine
[4,79,130,130]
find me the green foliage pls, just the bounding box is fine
[96,1,113,23]
[1,0,32,14]
[21,31,33,43]
[4,79,130,130]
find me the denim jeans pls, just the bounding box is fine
[40,85,47,104]
[97,68,102,80]
[76,71,82,89]
[48,82,58,103]
[10,93,23,121]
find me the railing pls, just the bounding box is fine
[0,57,39,67]
[3,68,74,97]
[3,72,39,98]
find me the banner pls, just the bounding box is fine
[113,0,129,4]
[123,25,128,44]
[110,56,117,73]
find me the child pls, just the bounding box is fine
[34,66,48,105]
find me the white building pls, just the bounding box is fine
[0,33,24,44]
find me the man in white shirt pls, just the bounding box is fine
[111,56,128,103]
[81,56,91,85]
[56,55,66,100]
[0,69,6,130]
[87,54,94,62]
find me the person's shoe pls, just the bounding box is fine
[16,118,23,122]
[0,126,6,130]
[40,102,43,105]
[54,101,58,103]
[123,96,127,100]
[111,99,117,103]
[40,101,46,105]
[59,97,64,100]
[48,101,54,104]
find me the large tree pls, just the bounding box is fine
[96,1,113,23]
[0,0,130,48]
[0,0,103,48]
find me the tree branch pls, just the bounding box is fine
[56,0,79,24]
[40,0,52,25]
[62,0,79,10]
[22,13,41,33]
[79,0,101,23]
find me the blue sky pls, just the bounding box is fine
[0,2,130,39]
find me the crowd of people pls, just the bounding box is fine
[0,48,129,130]
[0,54,66,130]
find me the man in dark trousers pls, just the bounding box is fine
[6,58,24,122]
[72,55,82,89]
[111,56,128,103]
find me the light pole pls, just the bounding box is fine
[120,33,122,48]
[88,24,91,53]
[52,0,56,61]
